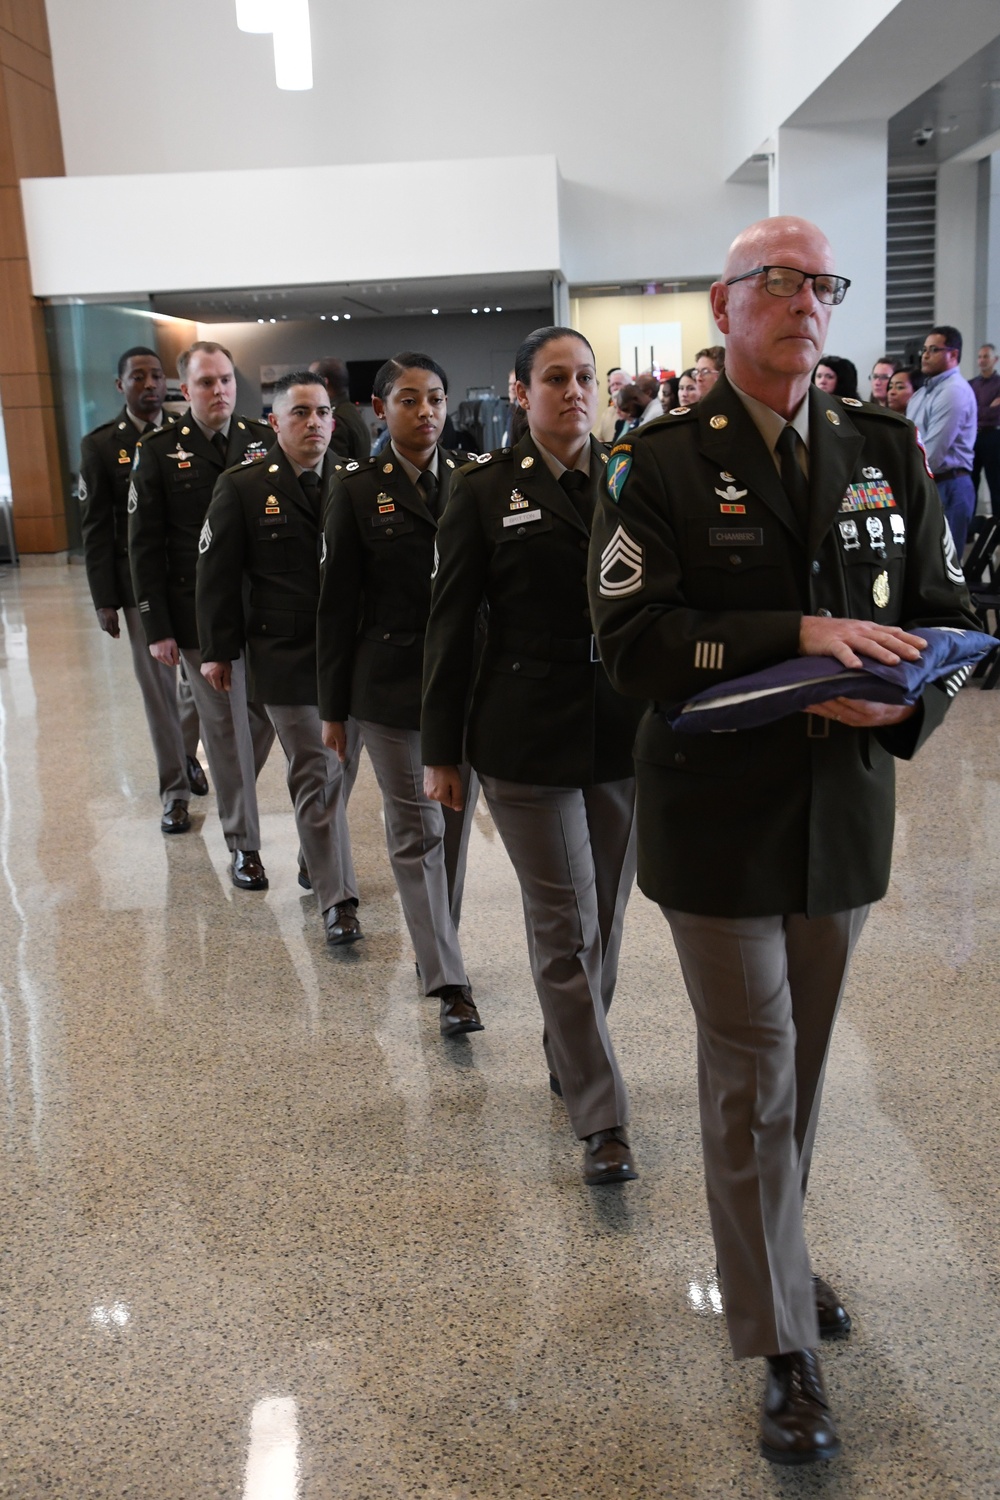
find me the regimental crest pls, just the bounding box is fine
[127,481,138,514]
[599,524,644,597]
[198,518,212,555]
[606,451,632,504]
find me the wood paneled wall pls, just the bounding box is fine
[0,0,66,554]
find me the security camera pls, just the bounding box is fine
[913,125,935,148]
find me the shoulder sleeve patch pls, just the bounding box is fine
[605,450,633,503]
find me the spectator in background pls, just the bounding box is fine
[614,383,646,436]
[659,375,679,413]
[309,357,370,461]
[501,368,517,445]
[635,371,664,426]
[812,355,859,401]
[886,368,921,414]
[594,367,633,443]
[868,356,900,407]
[907,325,977,554]
[970,342,1000,519]
[677,367,699,407]
[694,345,725,397]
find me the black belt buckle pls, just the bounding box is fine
[807,715,830,739]
[590,634,601,663]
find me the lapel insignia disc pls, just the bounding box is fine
[383,462,393,474]
[873,570,890,607]
[520,456,534,469]
[709,415,728,430]
[118,421,127,431]
[826,410,841,425]
[599,524,644,597]
[268,464,279,473]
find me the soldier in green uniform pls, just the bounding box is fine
[588,216,978,1464]
[422,327,644,1186]
[128,340,276,887]
[79,347,208,828]
[197,371,361,944]
[318,353,479,1023]
[310,358,370,462]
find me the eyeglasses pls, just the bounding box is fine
[870,371,891,382]
[724,265,851,305]
[920,344,949,355]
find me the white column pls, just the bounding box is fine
[769,121,888,385]
[936,156,980,374]
[976,152,1000,356]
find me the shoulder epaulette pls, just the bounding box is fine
[83,418,118,441]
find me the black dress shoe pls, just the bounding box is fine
[582,1127,638,1185]
[160,800,190,834]
[813,1275,851,1337]
[186,756,209,796]
[297,869,312,891]
[231,850,268,890]
[549,1073,563,1097]
[438,985,484,1036]
[760,1349,841,1465]
[325,902,363,945]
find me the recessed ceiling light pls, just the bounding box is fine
[257,317,264,324]
[269,317,276,323]
[496,306,503,312]
[472,308,478,314]
[320,314,326,320]
[331,314,339,321]
[343,313,351,320]
[431,308,439,315]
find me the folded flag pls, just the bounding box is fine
[668,626,998,734]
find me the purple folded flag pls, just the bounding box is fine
[668,626,998,734]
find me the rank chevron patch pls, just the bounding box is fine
[599,524,644,597]
[198,518,212,555]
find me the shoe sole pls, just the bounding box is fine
[440,1020,485,1037]
[585,1167,639,1186]
[549,1074,563,1097]
[760,1439,842,1465]
[232,878,268,890]
[818,1316,851,1338]
[298,874,312,890]
[327,930,364,946]
[161,822,190,835]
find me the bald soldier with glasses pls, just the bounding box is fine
[590,217,977,1467]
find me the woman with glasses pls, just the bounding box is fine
[422,325,643,1189]
[694,345,725,396]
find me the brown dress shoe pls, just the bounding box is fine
[813,1275,851,1337]
[185,756,209,796]
[160,800,190,834]
[324,902,363,945]
[760,1349,841,1465]
[231,850,268,890]
[438,985,484,1036]
[582,1127,638,1185]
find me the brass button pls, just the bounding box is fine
[383,632,390,640]
[818,608,832,617]
[729,554,741,565]
[512,661,521,671]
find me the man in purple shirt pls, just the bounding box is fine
[971,342,1000,518]
[906,325,977,553]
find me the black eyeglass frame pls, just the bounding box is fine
[724,265,851,306]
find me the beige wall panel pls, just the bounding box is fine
[3,69,62,177]
[0,181,27,253]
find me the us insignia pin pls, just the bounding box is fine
[383,463,393,474]
[710,415,728,430]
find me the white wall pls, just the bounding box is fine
[937,156,980,370]
[43,0,765,285]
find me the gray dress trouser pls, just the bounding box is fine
[123,605,200,805]
[358,721,475,995]
[179,647,275,851]
[479,774,637,1140]
[266,706,360,914]
[662,905,869,1359]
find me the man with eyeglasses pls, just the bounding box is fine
[906,327,977,554]
[590,216,976,1467]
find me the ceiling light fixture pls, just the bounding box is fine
[234,0,312,91]
[343,313,351,320]
[431,308,439,315]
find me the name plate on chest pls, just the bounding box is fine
[708,526,763,546]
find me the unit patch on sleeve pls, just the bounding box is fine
[598,524,644,597]
[605,449,633,504]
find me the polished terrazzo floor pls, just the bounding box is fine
[1,563,999,1499]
